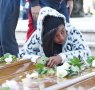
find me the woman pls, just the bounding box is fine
[19,7,91,68]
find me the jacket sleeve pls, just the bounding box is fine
[18,48,40,62]
[59,27,91,64]
[18,31,40,63]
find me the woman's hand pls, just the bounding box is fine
[46,55,62,68]
[67,0,73,16]
[31,6,41,21]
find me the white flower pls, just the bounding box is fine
[5,57,12,63]
[92,60,95,67]
[26,71,39,79]
[71,65,80,72]
[57,67,68,78]
[62,62,71,70]
[2,80,19,90]
[80,65,86,71]
[22,78,39,88]
[56,62,71,78]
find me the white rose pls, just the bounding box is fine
[2,80,19,90]
[22,78,39,88]
[26,72,38,79]
[92,60,95,67]
[71,65,80,72]
[5,57,12,63]
[57,67,68,78]
[62,62,71,70]
[80,65,86,71]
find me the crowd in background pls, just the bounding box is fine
[20,0,95,20]
[20,0,29,19]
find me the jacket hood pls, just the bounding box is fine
[19,7,68,57]
[36,7,67,35]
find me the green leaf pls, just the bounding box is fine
[40,68,48,74]
[37,56,48,65]
[12,55,17,61]
[36,67,48,75]
[87,56,95,65]
[35,63,44,69]
[35,56,56,75]
[37,68,43,74]
[0,56,5,63]
[69,57,82,68]
[69,71,78,76]
[67,67,78,76]
[47,68,55,75]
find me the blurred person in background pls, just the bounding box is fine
[26,0,73,40]
[83,0,94,16]
[20,0,29,19]
[26,0,40,40]
[0,0,20,56]
[39,0,73,23]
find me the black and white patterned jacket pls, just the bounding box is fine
[18,7,91,63]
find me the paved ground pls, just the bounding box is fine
[70,16,95,32]
[16,16,95,32]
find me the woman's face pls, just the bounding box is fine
[54,24,67,44]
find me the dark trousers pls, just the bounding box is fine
[31,0,69,30]
[0,0,20,56]
[39,0,69,23]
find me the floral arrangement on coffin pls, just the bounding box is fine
[57,57,85,78]
[1,56,95,90]
[35,56,95,78]
[57,56,95,78]
[86,56,95,67]
[35,56,56,76]
[0,53,17,64]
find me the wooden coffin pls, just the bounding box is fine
[0,60,35,84]
[0,60,95,90]
[63,75,95,90]
[44,69,95,90]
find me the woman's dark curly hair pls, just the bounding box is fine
[42,28,57,57]
[42,16,64,57]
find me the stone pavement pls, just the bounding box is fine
[16,16,95,32]
[70,16,95,32]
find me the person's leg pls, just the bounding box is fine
[60,0,70,23]
[30,0,40,30]
[83,0,90,14]
[0,0,3,56]
[0,0,20,56]
[89,0,94,14]
[59,7,70,23]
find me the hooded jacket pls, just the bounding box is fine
[19,7,91,64]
